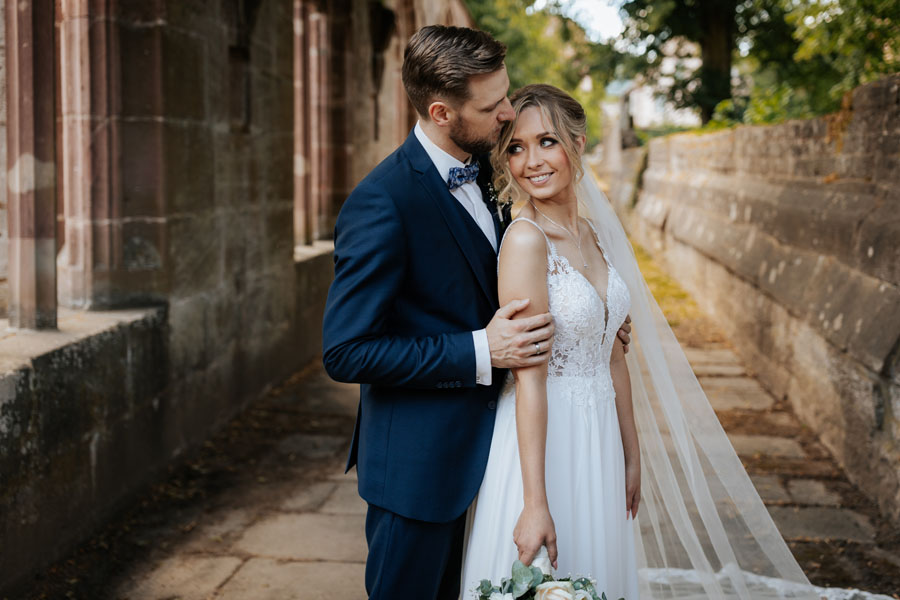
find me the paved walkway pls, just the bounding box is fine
[19,270,900,600]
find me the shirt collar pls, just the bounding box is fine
[414,121,474,183]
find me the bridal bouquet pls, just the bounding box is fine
[475,555,623,600]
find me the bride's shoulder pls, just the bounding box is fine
[501,218,549,254]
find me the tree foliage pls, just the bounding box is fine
[464,0,620,147]
[619,0,899,125]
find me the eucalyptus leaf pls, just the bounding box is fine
[513,579,532,598]
[530,566,544,587]
[511,560,532,585]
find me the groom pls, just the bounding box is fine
[323,25,629,599]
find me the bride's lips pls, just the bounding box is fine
[526,172,553,186]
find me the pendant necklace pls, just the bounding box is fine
[530,200,589,268]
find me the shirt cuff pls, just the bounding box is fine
[473,329,492,386]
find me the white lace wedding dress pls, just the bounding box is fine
[461,217,640,599]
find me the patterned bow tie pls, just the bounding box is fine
[447,162,480,190]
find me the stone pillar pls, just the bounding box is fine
[308,6,328,241]
[6,0,57,329]
[56,1,118,308]
[294,0,312,246]
[56,1,166,308]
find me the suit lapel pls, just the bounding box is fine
[403,131,497,307]
[475,155,502,247]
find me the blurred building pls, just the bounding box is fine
[0,0,472,594]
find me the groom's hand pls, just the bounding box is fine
[486,299,555,369]
[617,314,632,354]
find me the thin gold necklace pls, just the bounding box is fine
[530,200,588,268]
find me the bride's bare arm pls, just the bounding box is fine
[497,223,558,569]
[610,338,641,519]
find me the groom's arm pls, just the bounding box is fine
[322,184,476,389]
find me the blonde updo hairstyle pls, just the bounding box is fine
[491,84,587,205]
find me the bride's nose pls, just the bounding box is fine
[526,146,544,169]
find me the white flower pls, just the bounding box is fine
[488,593,513,600]
[531,547,554,576]
[574,591,594,600]
[535,580,576,600]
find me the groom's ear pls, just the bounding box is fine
[427,100,455,128]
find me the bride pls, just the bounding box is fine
[460,84,819,600]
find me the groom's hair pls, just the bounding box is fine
[402,25,506,117]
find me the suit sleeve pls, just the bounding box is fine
[322,183,477,389]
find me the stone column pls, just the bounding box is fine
[308,7,328,241]
[56,1,166,309]
[56,0,118,308]
[6,0,57,329]
[294,0,312,246]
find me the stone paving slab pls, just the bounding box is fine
[280,481,338,512]
[768,506,876,543]
[788,479,842,506]
[320,481,367,515]
[683,347,742,365]
[728,434,807,458]
[114,555,242,600]
[691,363,747,377]
[750,474,791,503]
[699,376,775,411]
[217,559,366,600]
[180,508,255,553]
[276,433,348,460]
[233,513,367,562]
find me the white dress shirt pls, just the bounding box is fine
[414,122,494,386]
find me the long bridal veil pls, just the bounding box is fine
[577,165,819,599]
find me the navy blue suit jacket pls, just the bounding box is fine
[322,130,506,523]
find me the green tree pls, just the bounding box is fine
[465,0,619,147]
[788,0,900,100]
[620,0,740,123]
[622,0,899,125]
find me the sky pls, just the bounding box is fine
[532,0,625,41]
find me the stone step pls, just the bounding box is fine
[728,434,807,459]
[767,506,876,543]
[699,376,775,411]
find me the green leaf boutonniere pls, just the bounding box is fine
[488,182,513,229]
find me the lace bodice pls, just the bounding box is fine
[500,218,631,383]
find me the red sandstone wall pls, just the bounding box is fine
[607,75,900,524]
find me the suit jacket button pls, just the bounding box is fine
[487,400,497,410]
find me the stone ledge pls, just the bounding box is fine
[0,307,164,374]
[0,305,169,594]
[294,240,334,262]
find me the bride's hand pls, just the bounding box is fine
[625,454,641,520]
[513,504,558,569]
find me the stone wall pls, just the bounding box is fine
[0,0,473,593]
[603,75,900,524]
[0,308,168,594]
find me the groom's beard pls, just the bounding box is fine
[449,120,499,156]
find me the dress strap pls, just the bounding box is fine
[583,217,612,266]
[497,217,557,272]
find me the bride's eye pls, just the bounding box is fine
[540,137,557,148]
[508,144,523,155]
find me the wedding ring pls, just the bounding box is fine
[534,342,541,355]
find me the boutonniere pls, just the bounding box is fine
[487,182,513,227]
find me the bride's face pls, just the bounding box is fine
[506,106,579,204]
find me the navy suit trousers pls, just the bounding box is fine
[365,504,467,600]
